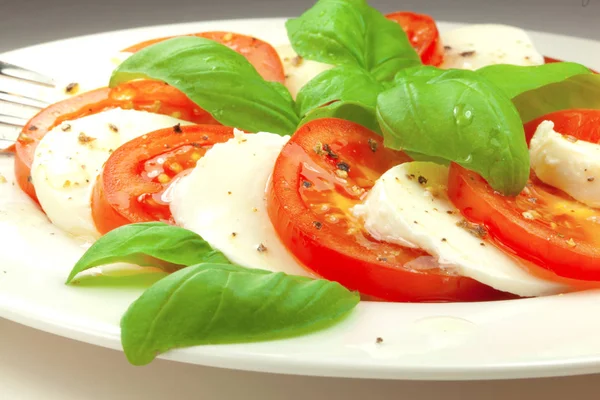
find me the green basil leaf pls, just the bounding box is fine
[286,0,420,82]
[377,69,529,195]
[300,101,381,134]
[121,262,360,365]
[65,222,229,284]
[110,37,299,135]
[295,65,384,118]
[477,62,591,99]
[512,74,600,123]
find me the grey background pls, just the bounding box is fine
[0,0,599,54]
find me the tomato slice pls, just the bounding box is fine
[386,11,444,66]
[15,80,217,203]
[448,163,600,281]
[122,31,285,84]
[267,118,511,302]
[524,109,600,144]
[92,124,234,234]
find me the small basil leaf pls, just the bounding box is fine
[295,65,384,118]
[300,101,381,134]
[377,69,529,195]
[477,62,591,99]
[121,262,360,365]
[110,37,299,135]
[65,222,229,283]
[513,74,600,123]
[286,0,420,82]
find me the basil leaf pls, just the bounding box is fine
[300,101,381,134]
[477,62,591,99]
[295,65,384,118]
[121,262,360,365]
[110,37,299,135]
[65,222,229,283]
[377,69,529,195]
[286,0,420,82]
[513,74,600,123]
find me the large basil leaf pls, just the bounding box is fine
[121,262,360,365]
[299,101,381,134]
[65,222,229,283]
[295,65,384,118]
[286,0,420,82]
[110,37,299,135]
[477,62,591,99]
[377,69,529,195]
[512,74,600,123]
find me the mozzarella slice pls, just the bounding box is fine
[352,162,566,297]
[441,24,544,70]
[31,108,190,240]
[530,120,600,208]
[170,130,312,277]
[276,44,333,99]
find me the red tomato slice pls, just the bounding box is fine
[524,109,600,144]
[448,163,600,281]
[386,11,444,66]
[267,118,511,302]
[92,125,234,234]
[15,80,217,203]
[122,31,285,84]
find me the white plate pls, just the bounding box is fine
[1,18,600,381]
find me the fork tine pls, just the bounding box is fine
[0,60,56,87]
[0,113,28,128]
[0,90,48,109]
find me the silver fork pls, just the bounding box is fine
[0,60,56,152]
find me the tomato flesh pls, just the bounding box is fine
[122,31,286,84]
[267,118,511,302]
[15,80,216,203]
[92,125,234,234]
[448,163,600,281]
[524,109,600,144]
[386,11,444,66]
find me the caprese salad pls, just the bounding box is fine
[6,0,600,365]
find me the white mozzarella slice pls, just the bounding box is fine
[352,161,567,297]
[530,120,600,208]
[170,130,312,277]
[276,44,333,100]
[441,24,544,70]
[31,108,190,240]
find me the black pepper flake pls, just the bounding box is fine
[65,82,80,94]
[164,144,171,149]
[108,123,118,133]
[441,238,447,242]
[202,135,209,140]
[377,256,388,262]
[323,143,338,159]
[460,50,476,57]
[480,242,486,247]
[446,210,454,215]
[257,243,268,253]
[418,175,428,185]
[191,142,201,148]
[27,175,32,182]
[173,123,183,133]
[444,45,452,51]
[27,125,38,131]
[337,161,350,172]
[527,197,537,204]
[302,180,312,188]
[456,219,487,239]
[368,138,378,152]
[231,232,237,237]
[313,221,323,230]
[588,177,595,182]
[375,337,384,344]
[406,174,414,180]
[227,191,232,195]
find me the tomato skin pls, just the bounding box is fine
[14,80,216,203]
[386,11,444,66]
[267,118,510,302]
[92,124,235,234]
[122,31,286,84]
[448,163,600,281]
[524,109,600,144]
